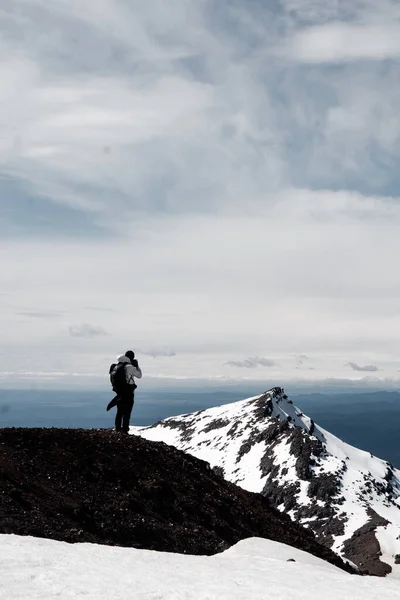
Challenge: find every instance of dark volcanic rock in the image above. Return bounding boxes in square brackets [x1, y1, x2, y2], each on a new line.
[0, 427, 353, 573]
[342, 509, 391, 577]
[202, 418, 230, 434]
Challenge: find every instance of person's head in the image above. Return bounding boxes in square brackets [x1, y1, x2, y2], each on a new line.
[125, 350, 135, 363]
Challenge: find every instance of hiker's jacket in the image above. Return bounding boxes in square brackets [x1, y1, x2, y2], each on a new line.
[116, 355, 142, 386]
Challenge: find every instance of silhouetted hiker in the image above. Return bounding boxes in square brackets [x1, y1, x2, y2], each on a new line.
[107, 351, 142, 433]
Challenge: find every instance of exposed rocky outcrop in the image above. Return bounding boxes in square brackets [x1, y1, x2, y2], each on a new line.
[342, 509, 390, 577]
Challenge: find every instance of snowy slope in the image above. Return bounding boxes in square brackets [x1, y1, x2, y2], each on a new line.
[2, 534, 400, 600]
[133, 387, 400, 576]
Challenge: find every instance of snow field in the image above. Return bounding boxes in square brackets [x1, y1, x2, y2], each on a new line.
[2, 535, 400, 600]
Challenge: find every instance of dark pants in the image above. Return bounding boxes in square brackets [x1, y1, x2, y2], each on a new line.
[115, 391, 134, 433]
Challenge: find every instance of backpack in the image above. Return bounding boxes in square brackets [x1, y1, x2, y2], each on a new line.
[109, 362, 128, 393]
[109, 362, 138, 393]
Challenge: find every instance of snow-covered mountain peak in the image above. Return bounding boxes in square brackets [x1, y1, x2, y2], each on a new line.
[134, 387, 400, 577]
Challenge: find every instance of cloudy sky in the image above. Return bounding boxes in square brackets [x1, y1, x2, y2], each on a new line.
[1, 0, 400, 388]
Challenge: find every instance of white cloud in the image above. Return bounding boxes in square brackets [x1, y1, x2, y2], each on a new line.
[17, 310, 63, 319]
[347, 362, 379, 373]
[295, 354, 309, 366]
[1, 0, 400, 386]
[226, 357, 276, 369]
[141, 349, 177, 359]
[282, 23, 400, 63]
[2, 191, 400, 383]
[69, 323, 109, 338]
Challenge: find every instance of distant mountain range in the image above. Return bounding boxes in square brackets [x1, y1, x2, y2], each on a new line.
[134, 387, 400, 576]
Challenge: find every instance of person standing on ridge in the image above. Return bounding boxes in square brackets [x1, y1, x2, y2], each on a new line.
[107, 350, 142, 433]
